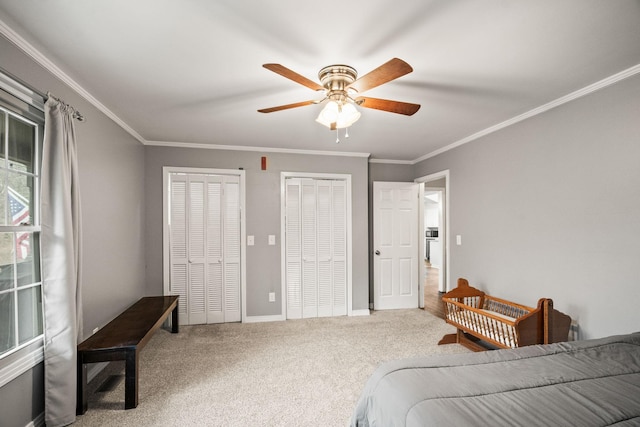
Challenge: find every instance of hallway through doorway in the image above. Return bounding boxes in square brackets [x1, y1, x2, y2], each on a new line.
[423, 260, 444, 319]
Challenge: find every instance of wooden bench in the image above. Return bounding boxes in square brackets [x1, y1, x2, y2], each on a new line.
[76, 295, 179, 414]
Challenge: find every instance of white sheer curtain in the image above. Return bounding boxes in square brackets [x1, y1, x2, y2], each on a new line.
[41, 94, 83, 427]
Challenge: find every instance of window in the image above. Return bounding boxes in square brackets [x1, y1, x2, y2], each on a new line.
[0, 72, 44, 381]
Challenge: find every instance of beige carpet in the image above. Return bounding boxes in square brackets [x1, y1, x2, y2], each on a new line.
[73, 309, 468, 427]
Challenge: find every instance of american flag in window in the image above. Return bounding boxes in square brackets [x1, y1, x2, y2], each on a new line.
[8, 187, 30, 259]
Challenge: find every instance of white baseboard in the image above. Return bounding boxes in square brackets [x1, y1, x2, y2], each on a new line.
[246, 311, 371, 321]
[350, 309, 370, 317]
[25, 412, 44, 427]
[244, 314, 285, 323]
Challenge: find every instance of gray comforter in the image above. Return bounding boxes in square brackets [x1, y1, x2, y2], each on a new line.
[351, 332, 640, 426]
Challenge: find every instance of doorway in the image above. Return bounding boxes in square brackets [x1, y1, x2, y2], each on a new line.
[424, 188, 444, 291]
[415, 170, 450, 316]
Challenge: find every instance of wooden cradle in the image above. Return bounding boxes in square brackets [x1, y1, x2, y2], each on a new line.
[438, 278, 571, 351]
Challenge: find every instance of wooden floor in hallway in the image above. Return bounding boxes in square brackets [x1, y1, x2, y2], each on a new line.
[423, 262, 445, 319]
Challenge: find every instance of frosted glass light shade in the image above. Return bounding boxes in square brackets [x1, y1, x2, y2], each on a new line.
[339, 103, 360, 127]
[316, 101, 361, 129]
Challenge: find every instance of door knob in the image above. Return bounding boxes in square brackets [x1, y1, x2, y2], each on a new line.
[375, 250, 380, 255]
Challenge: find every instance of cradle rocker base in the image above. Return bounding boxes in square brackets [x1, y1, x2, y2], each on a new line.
[438, 330, 487, 352]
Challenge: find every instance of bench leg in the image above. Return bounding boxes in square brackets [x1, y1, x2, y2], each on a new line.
[124, 349, 139, 409]
[76, 355, 88, 415]
[171, 300, 179, 333]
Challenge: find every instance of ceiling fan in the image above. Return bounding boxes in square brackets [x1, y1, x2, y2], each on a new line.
[258, 58, 420, 134]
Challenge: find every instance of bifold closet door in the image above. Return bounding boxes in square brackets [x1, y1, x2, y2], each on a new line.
[169, 174, 240, 325]
[285, 178, 347, 319]
[205, 176, 241, 323]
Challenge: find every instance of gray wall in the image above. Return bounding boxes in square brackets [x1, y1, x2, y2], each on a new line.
[414, 73, 640, 339]
[0, 35, 147, 425]
[144, 147, 370, 315]
[368, 162, 415, 183]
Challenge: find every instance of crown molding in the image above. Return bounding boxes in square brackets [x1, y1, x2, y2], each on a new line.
[412, 63, 640, 165]
[0, 18, 146, 144]
[1, 17, 370, 159]
[144, 140, 371, 158]
[368, 158, 413, 165]
[3, 17, 638, 164]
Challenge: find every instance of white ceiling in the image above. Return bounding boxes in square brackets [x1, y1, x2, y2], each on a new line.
[1, 1, 639, 162]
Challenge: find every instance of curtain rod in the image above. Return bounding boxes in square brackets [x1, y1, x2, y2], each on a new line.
[47, 92, 85, 122]
[0, 66, 85, 122]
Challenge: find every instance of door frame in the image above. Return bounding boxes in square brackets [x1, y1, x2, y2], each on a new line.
[280, 172, 353, 317]
[423, 187, 445, 292]
[415, 170, 451, 293]
[162, 166, 247, 322]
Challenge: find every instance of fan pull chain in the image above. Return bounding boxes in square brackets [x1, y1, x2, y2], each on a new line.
[334, 127, 352, 143]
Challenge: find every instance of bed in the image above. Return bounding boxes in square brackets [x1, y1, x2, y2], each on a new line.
[439, 278, 572, 351]
[351, 332, 640, 426]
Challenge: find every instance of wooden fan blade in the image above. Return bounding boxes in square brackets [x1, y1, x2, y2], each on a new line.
[356, 97, 421, 116]
[258, 100, 316, 113]
[263, 64, 324, 91]
[347, 58, 413, 93]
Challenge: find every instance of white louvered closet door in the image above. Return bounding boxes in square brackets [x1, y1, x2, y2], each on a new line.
[221, 177, 241, 322]
[331, 180, 347, 316]
[316, 180, 332, 317]
[169, 173, 241, 325]
[169, 175, 189, 323]
[188, 176, 207, 325]
[285, 178, 347, 319]
[205, 177, 223, 324]
[301, 180, 318, 318]
[285, 180, 302, 319]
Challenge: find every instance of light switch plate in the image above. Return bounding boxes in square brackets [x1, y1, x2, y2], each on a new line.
[456, 235, 462, 245]
[247, 235, 255, 246]
[268, 235, 276, 245]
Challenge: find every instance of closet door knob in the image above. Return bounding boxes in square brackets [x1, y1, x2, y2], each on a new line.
[375, 250, 380, 255]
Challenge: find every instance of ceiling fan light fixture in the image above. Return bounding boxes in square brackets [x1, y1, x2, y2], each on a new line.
[260, 58, 418, 139]
[315, 101, 361, 129]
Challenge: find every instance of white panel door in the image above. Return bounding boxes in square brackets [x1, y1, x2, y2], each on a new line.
[373, 182, 420, 310]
